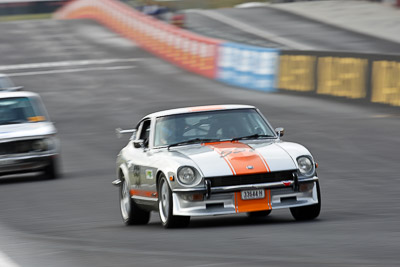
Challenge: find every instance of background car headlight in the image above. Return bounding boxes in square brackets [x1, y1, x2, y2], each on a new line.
[32, 139, 47, 151]
[178, 166, 196, 185]
[31, 137, 56, 152]
[297, 156, 314, 177]
[45, 137, 56, 150]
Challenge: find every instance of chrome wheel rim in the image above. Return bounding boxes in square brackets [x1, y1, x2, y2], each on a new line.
[120, 180, 131, 221]
[159, 179, 169, 223]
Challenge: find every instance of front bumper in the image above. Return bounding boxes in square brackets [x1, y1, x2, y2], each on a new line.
[172, 177, 319, 216]
[0, 153, 57, 176]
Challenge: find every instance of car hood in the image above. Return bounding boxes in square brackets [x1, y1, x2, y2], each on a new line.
[172, 141, 297, 177]
[0, 122, 56, 141]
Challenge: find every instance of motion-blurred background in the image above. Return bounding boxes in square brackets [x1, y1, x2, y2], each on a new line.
[0, 0, 399, 266]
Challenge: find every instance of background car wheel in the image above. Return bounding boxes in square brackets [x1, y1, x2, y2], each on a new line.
[119, 178, 150, 225]
[43, 157, 60, 179]
[158, 175, 190, 228]
[290, 182, 321, 221]
[247, 210, 271, 218]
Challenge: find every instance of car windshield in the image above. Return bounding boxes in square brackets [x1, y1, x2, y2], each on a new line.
[154, 108, 275, 147]
[0, 76, 15, 89]
[0, 97, 47, 125]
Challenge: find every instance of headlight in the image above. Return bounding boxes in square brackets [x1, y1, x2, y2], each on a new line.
[45, 137, 56, 150]
[31, 137, 56, 152]
[297, 156, 314, 177]
[32, 139, 47, 151]
[177, 166, 197, 185]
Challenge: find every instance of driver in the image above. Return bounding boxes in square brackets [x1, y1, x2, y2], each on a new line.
[155, 118, 174, 146]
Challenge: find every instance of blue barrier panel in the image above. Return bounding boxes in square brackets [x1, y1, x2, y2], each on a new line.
[217, 42, 280, 92]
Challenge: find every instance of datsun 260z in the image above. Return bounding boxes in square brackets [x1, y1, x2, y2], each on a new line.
[113, 105, 321, 228]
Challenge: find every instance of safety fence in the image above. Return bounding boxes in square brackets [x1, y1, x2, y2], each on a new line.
[55, 0, 399, 107]
[278, 51, 400, 107]
[54, 0, 279, 92]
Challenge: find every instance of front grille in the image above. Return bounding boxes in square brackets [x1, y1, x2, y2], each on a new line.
[0, 140, 38, 155]
[205, 170, 296, 188]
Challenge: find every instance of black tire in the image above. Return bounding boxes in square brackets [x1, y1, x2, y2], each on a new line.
[290, 181, 321, 221]
[43, 157, 60, 179]
[119, 178, 150, 225]
[158, 175, 190, 228]
[247, 210, 271, 218]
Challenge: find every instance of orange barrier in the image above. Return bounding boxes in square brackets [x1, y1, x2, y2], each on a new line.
[54, 0, 221, 79]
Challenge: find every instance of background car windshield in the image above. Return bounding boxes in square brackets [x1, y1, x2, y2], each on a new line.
[154, 109, 275, 147]
[0, 97, 47, 125]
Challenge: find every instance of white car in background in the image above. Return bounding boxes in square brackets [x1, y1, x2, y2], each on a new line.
[114, 105, 321, 228]
[0, 90, 60, 179]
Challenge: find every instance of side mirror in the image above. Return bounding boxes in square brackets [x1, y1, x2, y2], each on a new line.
[133, 139, 144, 149]
[115, 128, 136, 139]
[275, 127, 284, 137]
[13, 86, 24, 91]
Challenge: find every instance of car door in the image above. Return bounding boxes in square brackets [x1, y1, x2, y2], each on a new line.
[130, 119, 158, 204]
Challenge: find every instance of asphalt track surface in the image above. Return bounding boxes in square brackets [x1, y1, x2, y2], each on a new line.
[185, 7, 400, 53]
[0, 19, 400, 267]
[185, 12, 287, 49]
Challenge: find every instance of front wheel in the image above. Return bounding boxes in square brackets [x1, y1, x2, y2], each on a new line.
[290, 182, 321, 221]
[119, 178, 150, 225]
[43, 157, 60, 179]
[158, 175, 190, 228]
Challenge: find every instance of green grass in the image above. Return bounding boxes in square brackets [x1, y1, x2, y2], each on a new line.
[0, 13, 51, 22]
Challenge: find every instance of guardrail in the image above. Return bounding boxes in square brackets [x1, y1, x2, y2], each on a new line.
[218, 43, 279, 92]
[55, 0, 400, 107]
[55, 0, 221, 79]
[279, 51, 400, 107]
[54, 0, 279, 92]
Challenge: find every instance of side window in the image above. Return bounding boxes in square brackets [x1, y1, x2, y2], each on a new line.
[139, 120, 151, 148]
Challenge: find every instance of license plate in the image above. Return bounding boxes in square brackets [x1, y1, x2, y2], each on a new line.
[241, 189, 265, 200]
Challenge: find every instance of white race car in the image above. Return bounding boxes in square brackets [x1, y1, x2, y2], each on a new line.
[0, 90, 60, 179]
[113, 105, 320, 228]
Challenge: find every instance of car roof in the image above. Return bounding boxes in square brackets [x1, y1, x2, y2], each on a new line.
[146, 104, 256, 118]
[0, 91, 39, 99]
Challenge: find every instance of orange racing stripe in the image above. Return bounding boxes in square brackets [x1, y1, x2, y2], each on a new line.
[187, 105, 224, 112]
[204, 141, 270, 175]
[130, 189, 158, 199]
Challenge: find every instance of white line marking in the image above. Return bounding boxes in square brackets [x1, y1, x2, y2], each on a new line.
[7, 66, 136, 77]
[0, 250, 19, 267]
[0, 58, 145, 71]
[186, 9, 314, 50]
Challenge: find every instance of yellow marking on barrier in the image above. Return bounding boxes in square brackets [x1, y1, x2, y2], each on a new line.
[278, 55, 316, 92]
[371, 61, 400, 107]
[317, 57, 367, 99]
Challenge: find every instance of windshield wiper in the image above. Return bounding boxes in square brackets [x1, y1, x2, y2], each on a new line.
[167, 138, 220, 150]
[231, 134, 275, 142]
